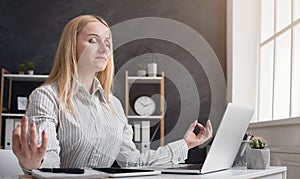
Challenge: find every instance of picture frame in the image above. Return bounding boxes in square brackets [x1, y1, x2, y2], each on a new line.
[17, 96, 27, 110]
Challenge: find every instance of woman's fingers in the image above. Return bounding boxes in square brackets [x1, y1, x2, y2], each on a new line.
[12, 124, 21, 155]
[39, 130, 48, 154]
[184, 119, 214, 149]
[206, 120, 213, 136]
[11, 116, 48, 170]
[29, 122, 38, 151]
[20, 116, 29, 150]
[188, 120, 197, 132]
[196, 123, 205, 139]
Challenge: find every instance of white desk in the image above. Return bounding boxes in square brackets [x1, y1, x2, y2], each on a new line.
[127, 166, 287, 179]
[18, 166, 286, 179]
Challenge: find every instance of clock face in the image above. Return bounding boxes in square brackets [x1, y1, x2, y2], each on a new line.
[134, 96, 156, 116]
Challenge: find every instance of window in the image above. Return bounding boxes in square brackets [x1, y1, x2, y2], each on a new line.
[257, 0, 300, 121]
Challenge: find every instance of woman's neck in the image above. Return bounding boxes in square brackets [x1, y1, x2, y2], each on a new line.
[77, 71, 96, 94]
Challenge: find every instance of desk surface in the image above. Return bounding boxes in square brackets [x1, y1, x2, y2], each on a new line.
[126, 166, 287, 179]
[18, 166, 286, 179]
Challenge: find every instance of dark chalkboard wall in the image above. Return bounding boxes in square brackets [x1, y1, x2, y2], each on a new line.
[0, 0, 226, 163]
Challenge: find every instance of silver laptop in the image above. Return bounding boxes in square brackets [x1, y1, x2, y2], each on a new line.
[0, 149, 24, 177]
[157, 103, 254, 174]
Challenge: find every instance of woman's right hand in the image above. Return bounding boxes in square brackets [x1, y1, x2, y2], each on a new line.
[12, 116, 48, 170]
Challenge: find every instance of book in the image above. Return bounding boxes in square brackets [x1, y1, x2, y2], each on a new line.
[31, 168, 108, 179]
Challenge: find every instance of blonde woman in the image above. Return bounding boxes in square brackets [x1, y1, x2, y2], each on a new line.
[12, 15, 213, 171]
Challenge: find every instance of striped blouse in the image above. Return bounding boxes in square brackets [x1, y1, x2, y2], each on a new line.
[26, 78, 188, 168]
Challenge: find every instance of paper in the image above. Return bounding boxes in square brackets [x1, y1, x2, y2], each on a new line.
[31, 168, 108, 179]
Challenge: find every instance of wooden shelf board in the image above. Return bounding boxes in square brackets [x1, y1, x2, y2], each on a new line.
[127, 115, 162, 120]
[1, 113, 25, 117]
[128, 76, 162, 84]
[4, 74, 48, 82]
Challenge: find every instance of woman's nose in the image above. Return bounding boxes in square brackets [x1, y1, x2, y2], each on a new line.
[97, 40, 107, 53]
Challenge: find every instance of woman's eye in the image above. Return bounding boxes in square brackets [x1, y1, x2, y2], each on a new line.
[88, 37, 97, 44]
[104, 39, 110, 48]
[104, 40, 110, 47]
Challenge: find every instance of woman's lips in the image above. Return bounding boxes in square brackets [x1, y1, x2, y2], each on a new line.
[95, 56, 107, 61]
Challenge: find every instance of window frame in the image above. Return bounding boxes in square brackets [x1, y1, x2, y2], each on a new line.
[257, 0, 300, 121]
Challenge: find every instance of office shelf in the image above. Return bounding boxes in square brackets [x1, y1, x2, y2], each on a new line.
[127, 115, 162, 120]
[0, 68, 48, 149]
[125, 71, 165, 149]
[3, 74, 48, 82]
[1, 113, 24, 117]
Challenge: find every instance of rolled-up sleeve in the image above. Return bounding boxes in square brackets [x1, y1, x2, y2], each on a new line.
[110, 96, 188, 167]
[26, 86, 61, 168]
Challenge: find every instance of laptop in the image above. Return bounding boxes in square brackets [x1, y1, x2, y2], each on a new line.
[0, 149, 24, 177]
[155, 103, 254, 174]
[32, 167, 161, 178]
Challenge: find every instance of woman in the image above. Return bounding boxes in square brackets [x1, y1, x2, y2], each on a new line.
[12, 15, 212, 171]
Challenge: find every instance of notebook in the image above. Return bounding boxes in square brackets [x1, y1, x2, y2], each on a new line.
[32, 168, 160, 178]
[152, 103, 254, 174]
[32, 168, 108, 179]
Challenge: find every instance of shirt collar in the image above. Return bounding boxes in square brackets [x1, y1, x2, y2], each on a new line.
[93, 77, 105, 96]
[75, 78, 105, 98]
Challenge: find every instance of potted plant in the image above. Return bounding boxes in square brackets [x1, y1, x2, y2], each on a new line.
[147, 56, 157, 77]
[137, 64, 146, 77]
[27, 61, 35, 75]
[246, 136, 270, 169]
[18, 63, 26, 75]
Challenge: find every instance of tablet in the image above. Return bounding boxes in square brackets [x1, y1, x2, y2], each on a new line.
[92, 167, 161, 178]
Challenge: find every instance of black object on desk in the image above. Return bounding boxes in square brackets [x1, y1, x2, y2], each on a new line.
[38, 168, 84, 174]
[92, 167, 161, 177]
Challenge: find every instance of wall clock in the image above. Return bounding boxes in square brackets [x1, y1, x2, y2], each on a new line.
[134, 96, 156, 116]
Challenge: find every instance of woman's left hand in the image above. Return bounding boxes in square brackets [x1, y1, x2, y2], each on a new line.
[183, 120, 213, 149]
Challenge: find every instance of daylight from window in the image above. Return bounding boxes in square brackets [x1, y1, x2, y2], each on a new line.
[258, 0, 300, 121]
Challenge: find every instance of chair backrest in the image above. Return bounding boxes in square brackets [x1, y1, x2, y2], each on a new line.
[0, 149, 24, 177]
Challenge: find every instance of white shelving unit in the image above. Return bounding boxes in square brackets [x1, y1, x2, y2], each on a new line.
[3, 74, 48, 82]
[127, 115, 162, 120]
[127, 76, 163, 84]
[1, 113, 24, 117]
[125, 71, 165, 148]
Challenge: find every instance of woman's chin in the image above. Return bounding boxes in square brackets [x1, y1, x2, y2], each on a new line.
[95, 66, 107, 73]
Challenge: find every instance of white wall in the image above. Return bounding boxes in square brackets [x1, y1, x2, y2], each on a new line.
[226, 0, 259, 114]
[227, 1, 300, 178]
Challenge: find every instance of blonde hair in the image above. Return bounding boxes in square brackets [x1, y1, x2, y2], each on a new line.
[45, 15, 114, 111]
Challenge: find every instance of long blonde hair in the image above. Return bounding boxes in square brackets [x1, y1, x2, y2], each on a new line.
[45, 15, 114, 111]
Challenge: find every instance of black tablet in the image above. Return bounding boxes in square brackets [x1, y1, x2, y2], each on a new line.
[92, 167, 161, 178]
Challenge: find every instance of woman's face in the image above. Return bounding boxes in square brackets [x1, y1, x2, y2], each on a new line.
[76, 21, 111, 73]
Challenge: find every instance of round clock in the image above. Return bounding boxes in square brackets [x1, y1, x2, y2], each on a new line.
[134, 96, 156, 116]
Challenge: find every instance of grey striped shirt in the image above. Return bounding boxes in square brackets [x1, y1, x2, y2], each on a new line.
[26, 78, 188, 168]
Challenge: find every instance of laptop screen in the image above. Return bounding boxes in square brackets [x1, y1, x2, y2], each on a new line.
[201, 103, 254, 174]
